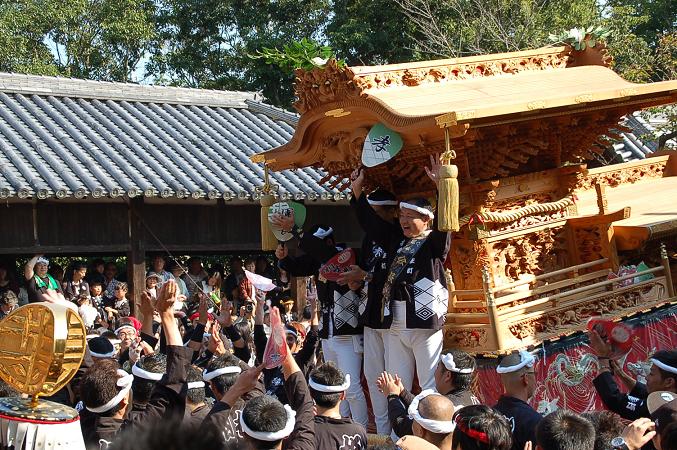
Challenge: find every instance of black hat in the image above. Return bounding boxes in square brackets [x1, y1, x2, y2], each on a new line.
[88, 336, 116, 359]
[367, 189, 398, 206]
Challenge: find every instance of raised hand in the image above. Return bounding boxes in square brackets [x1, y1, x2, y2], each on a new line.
[207, 323, 226, 356]
[424, 153, 442, 188]
[621, 418, 656, 450]
[588, 329, 611, 358]
[376, 371, 404, 397]
[156, 280, 178, 316]
[140, 291, 154, 320]
[270, 213, 295, 233]
[197, 295, 209, 326]
[218, 300, 234, 327]
[222, 363, 265, 406]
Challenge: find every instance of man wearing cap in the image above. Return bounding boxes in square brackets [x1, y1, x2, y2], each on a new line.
[621, 390, 677, 450]
[590, 328, 677, 420]
[129, 353, 166, 419]
[225, 349, 315, 450]
[402, 390, 456, 450]
[310, 362, 367, 450]
[348, 159, 450, 394]
[274, 224, 368, 427]
[494, 350, 542, 450]
[379, 349, 480, 438]
[341, 181, 399, 435]
[199, 354, 265, 444]
[183, 365, 210, 429]
[23, 254, 67, 304]
[79, 280, 192, 448]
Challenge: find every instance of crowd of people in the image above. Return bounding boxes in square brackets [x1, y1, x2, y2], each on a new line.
[0, 157, 675, 450]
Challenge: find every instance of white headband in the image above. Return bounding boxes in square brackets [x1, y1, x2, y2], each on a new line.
[240, 404, 296, 441]
[368, 198, 398, 206]
[652, 358, 677, 374]
[400, 202, 434, 219]
[36, 257, 49, 266]
[132, 363, 164, 381]
[89, 348, 116, 359]
[188, 381, 205, 389]
[309, 374, 351, 393]
[408, 389, 456, 434]
[203, 366, 242, 381]
[496, 350, 535, 374]
[86, 369, 133, 413]
[313, 227, 333, 239]
[114, 325, 136, 336]
[441, 354, 474, 374]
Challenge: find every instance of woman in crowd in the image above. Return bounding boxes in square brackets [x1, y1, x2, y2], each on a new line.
[63, 260, 89, 302]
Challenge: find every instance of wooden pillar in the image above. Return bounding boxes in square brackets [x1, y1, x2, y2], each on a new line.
[127, 198, 146, 319]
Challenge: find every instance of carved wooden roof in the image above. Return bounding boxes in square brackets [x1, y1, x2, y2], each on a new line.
[256, 45, 677, 197]
[576, 155, 677, 250]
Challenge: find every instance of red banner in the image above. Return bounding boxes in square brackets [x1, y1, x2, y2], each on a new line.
[474, 306, 677, 414]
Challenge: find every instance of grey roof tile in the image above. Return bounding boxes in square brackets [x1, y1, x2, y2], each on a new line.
[0, 73, 344, 202]
[611, 112, 671, 162]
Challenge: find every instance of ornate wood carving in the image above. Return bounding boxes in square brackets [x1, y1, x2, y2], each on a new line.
[293, 60, 362, 114]
[445, 328, 489, 349]
[451, 240, 490, 290]
[576, 160, 667, 190]
[353, 51, 572, 92]
[507, 279, 668, 340]
[491, 226, 568, 288]
[572, 226, 605, 263]
[318, 128, 369, 174]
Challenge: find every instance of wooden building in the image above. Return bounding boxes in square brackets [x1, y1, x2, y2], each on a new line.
[255, 41, 677, 354]
[0, 73, 362, 304]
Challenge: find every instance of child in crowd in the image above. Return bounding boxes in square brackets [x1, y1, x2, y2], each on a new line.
[104, 282, 130, 329]
[145, 272, 161, 299]
[77, 294, 100, 331]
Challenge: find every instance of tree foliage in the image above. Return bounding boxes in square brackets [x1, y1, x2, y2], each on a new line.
[148, 0, 329, 107]
[0, 0, 674, 114]
[0, 0, 155, 81]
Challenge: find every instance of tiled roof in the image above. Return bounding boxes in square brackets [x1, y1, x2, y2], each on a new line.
[613, 112, 673, 162]
[0, 73, 344, 202]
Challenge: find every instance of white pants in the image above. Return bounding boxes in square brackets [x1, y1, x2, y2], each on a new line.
[322, 336, 369, 427]
[364, 327, 391, 435]
[386, 301, 443, 391]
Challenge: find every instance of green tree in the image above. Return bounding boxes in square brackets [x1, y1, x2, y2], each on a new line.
[49, 0, 157, 81]
[0, 1, 60, 75]
[395, 0, 601, 57]
[327, 0, 419, 65]
[149, 0, 329, 107]
[0, 0, 156, 82]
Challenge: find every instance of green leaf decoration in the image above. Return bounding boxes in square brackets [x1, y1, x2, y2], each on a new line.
[250, 38, 346, 73]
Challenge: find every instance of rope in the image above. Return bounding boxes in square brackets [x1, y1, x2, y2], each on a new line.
[459, 195, 575, 226]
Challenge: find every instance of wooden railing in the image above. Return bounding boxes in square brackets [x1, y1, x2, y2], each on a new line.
[446, 244, 675, 352]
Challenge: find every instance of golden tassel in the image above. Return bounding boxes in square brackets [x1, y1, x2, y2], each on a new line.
[260, 165, 278, 251]
[438, 127, 460, 232]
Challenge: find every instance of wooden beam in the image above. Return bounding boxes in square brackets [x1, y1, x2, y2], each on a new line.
[0, 245, 129, 255]
[127, 198, 146, 319]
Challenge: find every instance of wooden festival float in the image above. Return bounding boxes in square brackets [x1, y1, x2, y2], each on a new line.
[252, 40, 677, 408]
